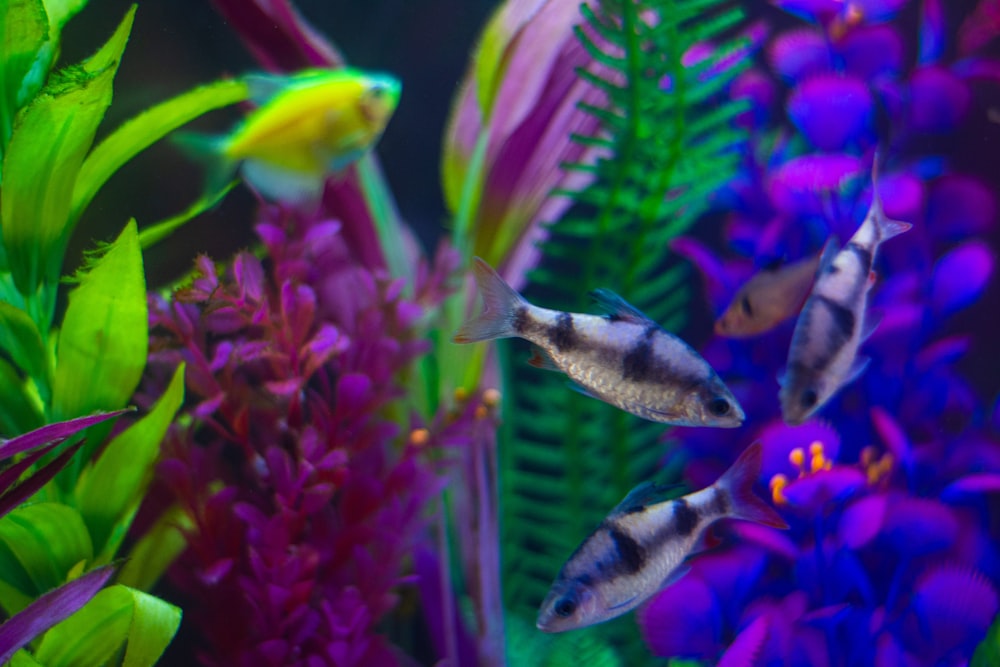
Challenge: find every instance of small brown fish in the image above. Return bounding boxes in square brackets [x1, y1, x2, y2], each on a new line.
[536, 442, 787, 632]
[453, 258, 744, 427]
[715, 252, 823, 338]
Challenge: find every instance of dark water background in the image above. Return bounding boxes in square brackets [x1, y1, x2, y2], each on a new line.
[64, 0, 1000, 411]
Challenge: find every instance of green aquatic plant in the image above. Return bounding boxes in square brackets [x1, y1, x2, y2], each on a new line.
[0, 0, 257, 663]
[494, 0, 751, 660]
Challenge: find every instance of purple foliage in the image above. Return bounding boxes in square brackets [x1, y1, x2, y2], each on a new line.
[0, 565, 115, 664]
[140, 204, 472, 665]
[640, 1, 1000, 664]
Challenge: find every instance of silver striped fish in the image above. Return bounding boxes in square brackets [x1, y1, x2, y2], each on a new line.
[536, 442, 787, 632]
[453, 258, 744, 427]
[779, 165, 911, 425]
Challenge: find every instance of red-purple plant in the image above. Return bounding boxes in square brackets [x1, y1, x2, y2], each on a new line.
[141, 203, 462, 665]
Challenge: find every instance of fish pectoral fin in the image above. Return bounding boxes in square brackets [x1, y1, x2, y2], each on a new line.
[661, 564, 691, 589]
[567, 381, 604, 402]
[589, 288, 653, 325]
[245, 72, 293, 105]
[845, 356, 871, 385]
[527, 347, 560, 371]
[861, 311, 882, 341]
[607, 594, 639, 612]
[610, 480, 684, 516]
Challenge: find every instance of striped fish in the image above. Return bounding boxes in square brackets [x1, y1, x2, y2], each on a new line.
[779, 165, 911, 425]
[536, 442, 787, 632]
[453, 258, 744, 427]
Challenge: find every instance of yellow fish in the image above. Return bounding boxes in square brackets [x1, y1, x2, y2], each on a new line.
[181, 68, 400, 204]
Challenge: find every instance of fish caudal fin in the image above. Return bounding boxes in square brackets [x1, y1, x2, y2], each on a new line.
[172, 131, 237, 195]
[453, 258, 526, 343]
[870, 155, 912, 242]
[715, 442, 788, 529]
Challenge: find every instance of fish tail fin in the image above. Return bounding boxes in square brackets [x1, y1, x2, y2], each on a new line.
[870, 156, 912, 241]
[874, 204, 912, 241]
[172, 131, 238, 197]
[716, 442, 788, 529]
[453, 258, 526, 343]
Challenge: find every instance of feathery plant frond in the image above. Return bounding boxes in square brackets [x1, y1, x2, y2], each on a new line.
[499, 0, 750, 659]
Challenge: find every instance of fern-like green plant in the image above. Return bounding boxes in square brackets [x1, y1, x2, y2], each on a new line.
[499, 0, 751, 661]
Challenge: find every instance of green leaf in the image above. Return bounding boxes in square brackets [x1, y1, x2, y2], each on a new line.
[0, 503, 93, 597]
[0, 357, 44, 437]
[497, 1, 747, 663]
[76, 364, 184, 559]
[52, 219, 147, 421]
[0, 0, 49, 154]
[973, 613, 1000, 667]
[0, 301, 50, 399]
[34, 584, 180, 667]
[1, 6, 134, 294]
[9, 650, 45, 666]
[15, 0, 91, 114]
[117, 504, 191, 592]
[137, 182, 236, 249]
[72, 77, 249, 224]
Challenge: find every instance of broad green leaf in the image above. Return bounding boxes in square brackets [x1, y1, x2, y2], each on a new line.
[0, 301, 49, 398]
[0, 542, 35, 610]
[0, 503, 93, 597]
[1, 6, 133, 294]
[34, 584, 181, 667]
[0, 0, 48, 153]
[9, 650, 44, 666]
[77, 364, 184, 559]
[0, 357, 44, 437]
[52, 219, 147, 421]
[118, 504, 191, 592]
[973, 613, 1000, 667]
[73, 77, 249, 224]
[41, 0, 88, 34]
[15, 0, 91, 116]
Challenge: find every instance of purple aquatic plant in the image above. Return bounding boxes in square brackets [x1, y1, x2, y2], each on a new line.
[141, 207, 467, 665]
[641, 0, 1000, 663]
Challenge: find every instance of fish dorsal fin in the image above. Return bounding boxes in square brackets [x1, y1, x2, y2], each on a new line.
[245, 69, 337, 105]
[589, 288, 652, 324]
[816, 237, 840, 277]
[845, 356, 870, 386]
[610, 481, 683, 516]
[245, 72, 294, 105]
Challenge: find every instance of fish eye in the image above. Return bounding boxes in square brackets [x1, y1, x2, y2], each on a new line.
[554, 596, 577, 618]
[368, 83, 387, 98]
[708, 397, 731, 416]
[800, 388, 818, 408]
[740, 295, 753, 317]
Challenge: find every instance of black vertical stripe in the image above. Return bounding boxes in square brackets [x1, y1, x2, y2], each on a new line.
[621, 324, 659, 382]
[816, 295, 856, 341]
[512, 306, 529, 334]
[672, 498, 698, 536]
[711, 488, 729, 516]
[609, 526, 646, 574]
[846, 242, 873, 273]
[548, 312, 576, 351]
